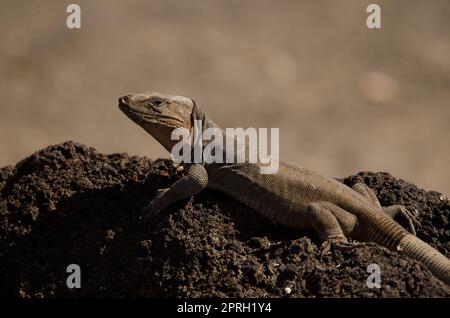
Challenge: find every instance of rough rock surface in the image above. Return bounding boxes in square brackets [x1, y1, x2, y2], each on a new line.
[0, 141, 449, 297]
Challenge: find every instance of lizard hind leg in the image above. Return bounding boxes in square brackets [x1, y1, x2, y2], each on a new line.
[351, 182, 418, 235]
[383, 205, 419, 235]
[306, 201, 357, 242]
[351, 183, 382, 208]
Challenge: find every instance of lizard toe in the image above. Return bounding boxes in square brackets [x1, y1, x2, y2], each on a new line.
[383, 205, 420, 236]
[320, 234, 349, 257]
[329, 237, 362, 251]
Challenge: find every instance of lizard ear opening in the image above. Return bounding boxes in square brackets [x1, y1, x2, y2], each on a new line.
[190, 99, 207, 150]
[190, 98, 206, 126]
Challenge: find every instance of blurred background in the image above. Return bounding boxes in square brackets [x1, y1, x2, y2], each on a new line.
[0, 0, 449, 195]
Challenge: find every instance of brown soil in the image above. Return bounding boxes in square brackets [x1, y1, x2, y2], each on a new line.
[0, 141, 449, 297]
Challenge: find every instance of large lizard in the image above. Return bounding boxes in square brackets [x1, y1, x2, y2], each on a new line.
[118, 92, 450, 285]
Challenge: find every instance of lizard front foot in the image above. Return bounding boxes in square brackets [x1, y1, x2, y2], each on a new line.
[142, 188, 170, 222]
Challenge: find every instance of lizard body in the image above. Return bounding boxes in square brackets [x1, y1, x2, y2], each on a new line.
[119, 92, 450, 285]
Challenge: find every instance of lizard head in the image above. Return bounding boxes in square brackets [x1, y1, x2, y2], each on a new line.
[118, 92, 202, 151]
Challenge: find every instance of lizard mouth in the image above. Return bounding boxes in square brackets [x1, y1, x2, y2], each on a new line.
[118, 103, 127, 114]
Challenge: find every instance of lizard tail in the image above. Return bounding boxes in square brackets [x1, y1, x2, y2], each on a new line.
[349, 202, 450, 285]
[398, 234, 450, 285]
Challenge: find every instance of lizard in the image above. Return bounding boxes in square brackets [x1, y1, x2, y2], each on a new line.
[118, 91, 450, 285]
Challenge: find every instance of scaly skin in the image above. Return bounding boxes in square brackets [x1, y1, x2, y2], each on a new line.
[118, 92, 450, 285]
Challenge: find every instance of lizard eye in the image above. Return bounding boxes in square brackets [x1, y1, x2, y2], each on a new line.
[149, 99, 164, 107]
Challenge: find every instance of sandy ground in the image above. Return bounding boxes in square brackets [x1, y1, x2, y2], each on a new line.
[0, 1, 449, 195]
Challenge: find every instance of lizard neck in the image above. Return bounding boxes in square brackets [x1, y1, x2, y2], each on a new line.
[189, 104, 255, 165]
[189, 104, 226, 164]
[191, 103, 222, 132]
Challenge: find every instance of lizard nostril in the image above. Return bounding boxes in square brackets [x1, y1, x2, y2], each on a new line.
[119, 95, 131, 106]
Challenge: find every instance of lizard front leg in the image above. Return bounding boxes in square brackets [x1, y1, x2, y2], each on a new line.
[143, 164, 208, 222]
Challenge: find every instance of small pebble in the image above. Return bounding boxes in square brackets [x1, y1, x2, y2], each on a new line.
[105, 229, 115, 240]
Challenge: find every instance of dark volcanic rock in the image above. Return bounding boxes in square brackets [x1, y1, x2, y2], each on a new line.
[0, 141, 449, 297]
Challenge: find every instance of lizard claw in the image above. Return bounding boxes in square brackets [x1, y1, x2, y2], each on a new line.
[320, 235, 354, 258]
[330, 239, 361, 250]
[399, 207, 421, 236]
[142, 188, 170, 222]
